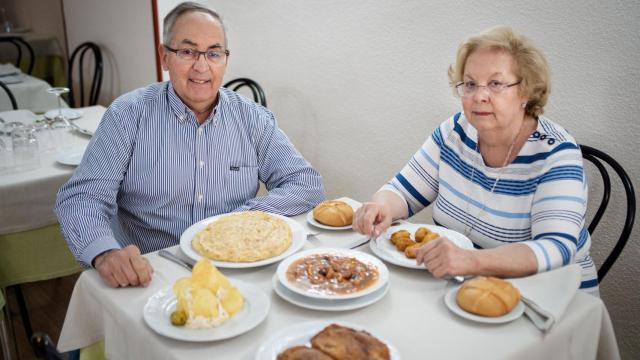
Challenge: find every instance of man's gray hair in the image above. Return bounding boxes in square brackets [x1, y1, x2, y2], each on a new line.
[163, 1, 227, 47]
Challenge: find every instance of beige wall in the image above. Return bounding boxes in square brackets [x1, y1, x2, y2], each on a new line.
[2, 0, 67, 56]
[155, 0, 639, 357]
[63, 0, 156, 105]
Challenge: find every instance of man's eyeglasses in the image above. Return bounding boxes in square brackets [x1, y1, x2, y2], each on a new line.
[164, 45, 230, 65]
[455, 80, 521, 97]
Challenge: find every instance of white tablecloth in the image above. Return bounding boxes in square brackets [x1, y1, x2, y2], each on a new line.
[0, 72, 67, 113]
[58, 210, 620, 360]
[0, 105, 105, 234]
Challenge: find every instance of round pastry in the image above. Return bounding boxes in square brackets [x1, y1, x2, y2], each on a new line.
[313, 200, 353, 227]
[456, 276, 521, 317]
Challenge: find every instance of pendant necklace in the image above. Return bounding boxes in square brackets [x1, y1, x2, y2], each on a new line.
[464, 120, 525, 237]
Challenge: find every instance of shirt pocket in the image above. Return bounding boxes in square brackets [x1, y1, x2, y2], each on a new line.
[225, 161, 259, 204]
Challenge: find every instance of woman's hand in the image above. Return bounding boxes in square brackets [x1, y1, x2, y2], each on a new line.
[414, 237, 477, 278]
[352, 201, 393, 237]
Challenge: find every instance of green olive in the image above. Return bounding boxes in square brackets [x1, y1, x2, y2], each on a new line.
[170, 310, 187, 326]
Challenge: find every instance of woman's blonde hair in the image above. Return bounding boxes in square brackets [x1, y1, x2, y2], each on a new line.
[448, 26, 551, 118]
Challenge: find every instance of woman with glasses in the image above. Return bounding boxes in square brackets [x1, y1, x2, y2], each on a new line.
[353, 26, 597, 295]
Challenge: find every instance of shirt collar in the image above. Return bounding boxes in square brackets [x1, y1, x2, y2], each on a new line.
[166, 81, 228, 124]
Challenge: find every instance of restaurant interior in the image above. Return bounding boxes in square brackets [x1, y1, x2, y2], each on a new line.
[0, 0, 638, 359]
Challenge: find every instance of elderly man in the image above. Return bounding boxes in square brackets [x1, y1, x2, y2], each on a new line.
[55, 2, 325, 288]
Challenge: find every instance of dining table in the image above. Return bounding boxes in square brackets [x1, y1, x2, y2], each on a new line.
[56, 198, 620, 360]
[0, 105, 105, 295]
[0, 65, 67, 113]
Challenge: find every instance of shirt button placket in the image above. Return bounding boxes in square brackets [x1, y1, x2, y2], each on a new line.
[194, 126, 206, 219]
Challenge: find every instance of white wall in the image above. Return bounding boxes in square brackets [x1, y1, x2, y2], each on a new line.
[63, 0, 157, 105]
[154, 0, 640, 357]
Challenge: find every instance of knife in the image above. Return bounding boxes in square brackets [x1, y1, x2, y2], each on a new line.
[158, 249, 194, 271]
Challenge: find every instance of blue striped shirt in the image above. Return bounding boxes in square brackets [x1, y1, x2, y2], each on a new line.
[383, 112, 598, 293]
[55, 82, 325, 266]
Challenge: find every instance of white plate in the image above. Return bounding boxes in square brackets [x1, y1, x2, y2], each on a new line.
[444, 286, 524, 324]
[272, 274, 389, 312]
[255, 320, 401, 360]
[276, 247, 389, 300]
[44, 108, 84, 120]
[305, 210, 352, 231]
[179, 212, 307, 268]
[143, 279, 269, 342]
[55, 150, 84, 166]
[370, 223, 474, 269]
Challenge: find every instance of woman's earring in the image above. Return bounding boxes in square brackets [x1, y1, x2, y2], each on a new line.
[521, 102, 527, 109]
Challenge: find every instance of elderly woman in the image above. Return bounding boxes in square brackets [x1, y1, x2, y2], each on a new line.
[353, 26, 598, 295]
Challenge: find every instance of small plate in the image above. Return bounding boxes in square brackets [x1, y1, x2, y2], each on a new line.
[179, 212, 307, 268]
[306, 210, 352, 231]
[271, 274, 389, 312]
[55, 150, 84, 166]
[143, 280, 270, 341]
[444, 286, 524, 324]
[370, 223, 474, 269]
[254, 320, 401, 360]
[44, 108, 83, 120]
[276, 247, 389, 300]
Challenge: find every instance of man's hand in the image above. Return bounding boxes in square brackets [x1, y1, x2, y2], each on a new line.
[93, 245, 154, 288]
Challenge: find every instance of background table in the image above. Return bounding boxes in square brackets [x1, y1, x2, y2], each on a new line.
[0, 32, 67, 87]
[0, 72, 67, 113]
[57, 211, 620, 360]
[0, 105, 105, 358]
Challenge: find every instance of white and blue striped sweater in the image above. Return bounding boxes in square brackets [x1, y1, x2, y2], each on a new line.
[383, 112, 598, 293]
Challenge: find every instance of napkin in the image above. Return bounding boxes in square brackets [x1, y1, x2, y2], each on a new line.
[0, 63, 20, 77]
[0, 109, 38, 125]
[510, 264, 581, 330]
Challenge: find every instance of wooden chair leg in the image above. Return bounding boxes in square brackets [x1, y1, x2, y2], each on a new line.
[1, 312, 14, 360]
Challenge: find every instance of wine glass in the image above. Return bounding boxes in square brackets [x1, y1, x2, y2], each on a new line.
[46, 87, 71, 127]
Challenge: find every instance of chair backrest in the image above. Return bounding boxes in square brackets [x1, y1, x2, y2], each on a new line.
[223, 78, 267, 107]
[580, 144, 636, 282]
[0, 80, 18, 110]
[0, 36, 34, 74]
[67, 42, 103, 108]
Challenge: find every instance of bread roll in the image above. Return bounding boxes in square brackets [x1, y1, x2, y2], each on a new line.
[456, 276, 520, 317]
[313, 200, 353, 227]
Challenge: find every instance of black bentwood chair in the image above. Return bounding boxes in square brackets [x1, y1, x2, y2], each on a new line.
[223, 77, 267, 107]
[31, 332, 65, 360]
[0, 80, 18, 110]
[0, 36, 35, 74]
[67, 42, 103, 107]
[579, 144, 636, 282]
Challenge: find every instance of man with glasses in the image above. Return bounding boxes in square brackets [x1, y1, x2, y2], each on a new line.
[55, 2, 325, 288]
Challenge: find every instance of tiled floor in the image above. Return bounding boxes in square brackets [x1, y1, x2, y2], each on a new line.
[2, 274, 79, 360]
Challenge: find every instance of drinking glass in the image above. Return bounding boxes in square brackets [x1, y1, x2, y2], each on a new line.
[11, 125, 40, 171]
[46, 87, 71, 127]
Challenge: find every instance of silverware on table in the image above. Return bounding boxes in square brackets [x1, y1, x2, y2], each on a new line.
[60, 117, 93, 136]
[158, 249, 194, 271]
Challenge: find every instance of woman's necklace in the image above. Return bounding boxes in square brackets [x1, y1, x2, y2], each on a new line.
[464, 121, 525, 237]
